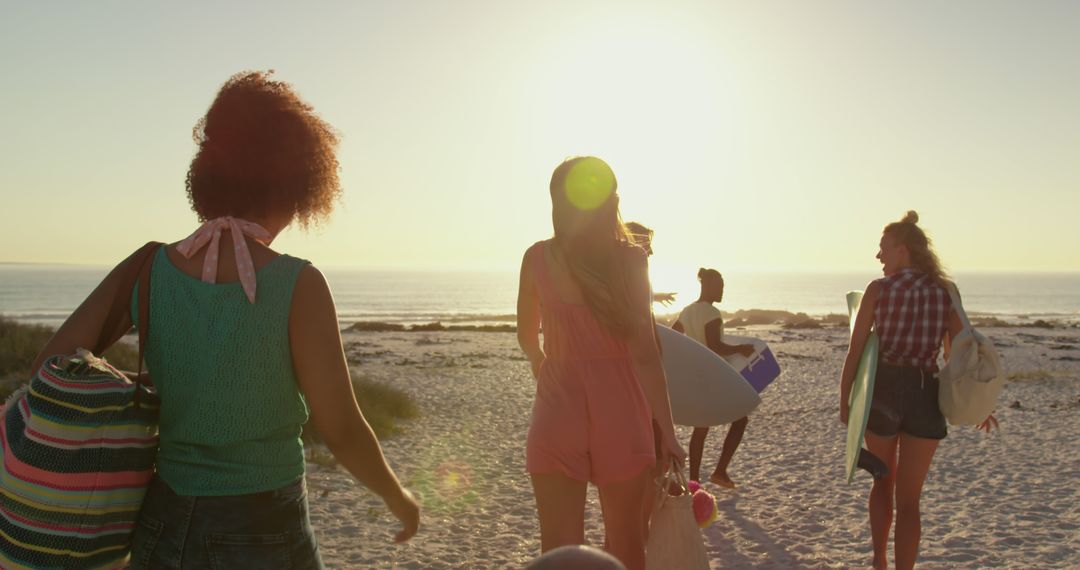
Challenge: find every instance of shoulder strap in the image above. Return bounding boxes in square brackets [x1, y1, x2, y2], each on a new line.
[131, 243, 162, 407]
[944, 281, 972, 333]
[94, 242, 164, 355]
[135, 244, 161, 377]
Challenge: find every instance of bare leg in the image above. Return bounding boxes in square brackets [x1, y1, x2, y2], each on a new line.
[688, 427, 709, 482]
[894, 434, 939, 570]
[611, 420, 663, 550]
[640, 419, 664, 543]
[531, 472, 587, 553]
[865, 431, 900, 570]
[640, 474, 655, 543]
[599, 477, 656, 552]
[598, 468, 652, 570]
[709, 416, 748, 488]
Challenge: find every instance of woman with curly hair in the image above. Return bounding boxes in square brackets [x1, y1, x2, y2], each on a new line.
[31, 71, 419, 569]
[840, 211, 995, 570]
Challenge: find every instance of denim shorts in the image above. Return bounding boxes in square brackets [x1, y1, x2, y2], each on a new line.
[866, 362, 948, 441]
[129, 476, 324, 570]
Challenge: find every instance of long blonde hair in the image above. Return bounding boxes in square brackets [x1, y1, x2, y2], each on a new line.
[883, 210, 949, 286]
[549, 157, 636, 337]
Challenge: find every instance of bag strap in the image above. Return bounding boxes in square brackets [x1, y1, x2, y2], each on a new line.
[653, 459, 689, 511]
[133, 243, 163, 407]
[943, 281, 972, 334]
[93, 242, 164, 355]
[136, 245, 158, 372]
[91, 241, 162, 407]
[669, 460, 689, 492]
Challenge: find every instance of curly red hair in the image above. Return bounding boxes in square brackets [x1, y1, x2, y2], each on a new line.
[186, 70, 341, 228]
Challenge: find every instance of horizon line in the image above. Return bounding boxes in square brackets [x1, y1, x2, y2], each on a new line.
[1, 261, 1079, 275]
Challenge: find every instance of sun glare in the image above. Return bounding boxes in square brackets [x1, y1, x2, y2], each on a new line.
[648, 259, 702, 303]
[565, 157, 616, 210]
[524, 12, 740, 251]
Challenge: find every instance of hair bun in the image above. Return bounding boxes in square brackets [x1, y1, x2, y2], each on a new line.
[697, 268, 707, 279]
[902, 210, 919, 224]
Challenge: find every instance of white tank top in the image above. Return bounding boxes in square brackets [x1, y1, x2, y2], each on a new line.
[676, 302, 723, 346]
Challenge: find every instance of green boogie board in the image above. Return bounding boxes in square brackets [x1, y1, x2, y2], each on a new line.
[845, 291, 879, 483]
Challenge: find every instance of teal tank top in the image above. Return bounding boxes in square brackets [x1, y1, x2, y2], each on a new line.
[132, 247, 310, 496]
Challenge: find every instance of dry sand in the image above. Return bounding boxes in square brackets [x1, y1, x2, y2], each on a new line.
[306, 325, 1080, 569]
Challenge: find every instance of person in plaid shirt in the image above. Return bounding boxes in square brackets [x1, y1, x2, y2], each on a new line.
[839, 211, 997, 570]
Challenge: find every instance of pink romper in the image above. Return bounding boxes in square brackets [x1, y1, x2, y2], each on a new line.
[525, 242, 656, 485]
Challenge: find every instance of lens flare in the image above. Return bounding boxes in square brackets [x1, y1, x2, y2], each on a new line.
[434, 461, 472, 497]
[564, 157, 616, 211]
[411, 433, 480, 513]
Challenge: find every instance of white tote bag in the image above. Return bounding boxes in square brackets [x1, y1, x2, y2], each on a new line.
[938, 283, 1005, 425]
[645, 463, 710, 570]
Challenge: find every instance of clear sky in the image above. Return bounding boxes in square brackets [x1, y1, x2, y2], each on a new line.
[2, 1, 1077, 279]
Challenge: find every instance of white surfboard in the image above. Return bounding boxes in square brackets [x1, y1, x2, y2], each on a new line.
[656, 325, 761, 427]
[722, 334, 782, 393]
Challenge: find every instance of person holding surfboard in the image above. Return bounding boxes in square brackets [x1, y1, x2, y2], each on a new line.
[840, 211, 997, 570]
[516, 156, 686, 570]
[672, 268, 755, 488]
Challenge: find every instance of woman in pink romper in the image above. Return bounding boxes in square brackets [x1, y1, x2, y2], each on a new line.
[517, 156, 685, 570]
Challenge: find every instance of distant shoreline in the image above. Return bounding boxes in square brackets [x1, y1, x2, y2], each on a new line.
[5, 268, 1078, 329]
[3, 262, 1079, 275]
[6, 306, 1078, 332]
[340, 307, 1080, 333]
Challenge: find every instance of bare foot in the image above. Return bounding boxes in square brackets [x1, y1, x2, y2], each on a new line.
[872, 555, 887, 570]
[709, 471, 736, 489]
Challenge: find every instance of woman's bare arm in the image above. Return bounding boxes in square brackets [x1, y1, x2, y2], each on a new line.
[31, 249, 147, 373]
[703, 320, 753, 357]
[839, 281, 881, 424]
[289, 265, 419, 542]
[516, 248, 544, 380]
[622, 248, 686, 464]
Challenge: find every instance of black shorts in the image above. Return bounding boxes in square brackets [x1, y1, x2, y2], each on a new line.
[866, 362, 948, 440]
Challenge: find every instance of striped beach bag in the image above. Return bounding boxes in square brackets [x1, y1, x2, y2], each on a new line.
[0, 243, 161, 569]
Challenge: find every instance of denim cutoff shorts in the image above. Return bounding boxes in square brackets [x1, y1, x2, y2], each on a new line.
[866, 362, 948, 441]
[129, 475, 324, 569]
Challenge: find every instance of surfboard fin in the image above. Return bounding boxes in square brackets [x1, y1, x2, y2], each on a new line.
[857, 449, 890, 480]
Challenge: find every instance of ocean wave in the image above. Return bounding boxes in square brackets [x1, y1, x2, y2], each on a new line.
[336, 308, 1080, 329]
[6, 307, 1078, 330]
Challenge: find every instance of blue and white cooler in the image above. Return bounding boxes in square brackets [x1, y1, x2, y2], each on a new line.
[722, 335, 782, 393]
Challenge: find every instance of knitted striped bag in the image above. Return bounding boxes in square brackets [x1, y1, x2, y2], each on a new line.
[0, 354, 159, 569]
[0, 242, 161, 570]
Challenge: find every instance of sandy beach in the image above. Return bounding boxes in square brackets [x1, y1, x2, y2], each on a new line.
[306, 324, 1080, 569]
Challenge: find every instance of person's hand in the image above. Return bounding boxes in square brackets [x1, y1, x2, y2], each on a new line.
[660, 430, 687, 467]
[736, 344, 755, 358]
[529, 354, 544, 381]
[976, 413, 999, 433]
[839, 400, 850, 426]
[386, 487, 420, 543]
[653, 292, 677, 307]
[123, 371, 151, 386]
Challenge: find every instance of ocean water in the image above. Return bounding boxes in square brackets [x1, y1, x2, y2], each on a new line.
[1, 264, 1077, 328]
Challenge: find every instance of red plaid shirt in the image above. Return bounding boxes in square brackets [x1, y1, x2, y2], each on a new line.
[874, 269, 953, 372]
